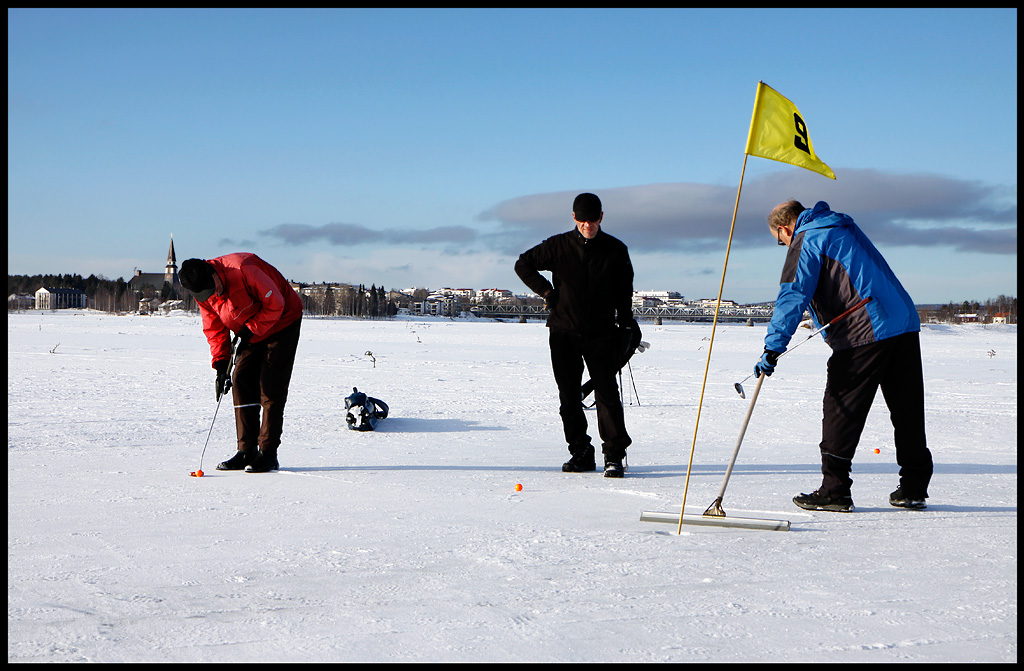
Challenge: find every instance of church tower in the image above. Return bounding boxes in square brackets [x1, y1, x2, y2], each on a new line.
[164, 235, 178, 287]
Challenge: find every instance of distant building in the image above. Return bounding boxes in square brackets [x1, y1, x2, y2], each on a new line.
[635, 290, 684, 302]
[298, 283, 353, 300]
[128, 236, 181, 299]
[694, 298, 738, 308]
[8, 293, 35, 310]
[477, 288, 514, 303]
[428, 287, 475, 303]
[419, 294, 458, 317]
[915, 304, 944, 324]
[35, 287, 87, 310]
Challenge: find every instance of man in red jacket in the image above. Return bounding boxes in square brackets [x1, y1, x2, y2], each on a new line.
[180, 254, 303, 473]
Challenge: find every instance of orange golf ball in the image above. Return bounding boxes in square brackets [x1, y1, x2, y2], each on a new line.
[873, 449, 880, 454]
[515, 483, 523, 492]
[196, 469, 204, 477]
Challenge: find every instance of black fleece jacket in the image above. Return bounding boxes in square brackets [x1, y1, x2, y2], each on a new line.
[514, 228, 634, 336]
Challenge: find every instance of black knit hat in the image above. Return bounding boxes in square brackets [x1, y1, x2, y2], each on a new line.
[179, 259, 216, 301]
[573, 193, 602, 223]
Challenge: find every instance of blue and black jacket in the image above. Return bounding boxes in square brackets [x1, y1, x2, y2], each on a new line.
[765, 201, 920, 354]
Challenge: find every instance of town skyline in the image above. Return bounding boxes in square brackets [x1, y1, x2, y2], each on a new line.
[10, 269, 1016, 320]
[8, 235, 1015, 312]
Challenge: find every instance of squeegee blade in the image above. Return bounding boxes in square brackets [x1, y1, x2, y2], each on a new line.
[640, 511, 790, 532]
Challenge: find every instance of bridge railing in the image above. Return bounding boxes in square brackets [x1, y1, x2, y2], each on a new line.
[468, 304, 775, 322]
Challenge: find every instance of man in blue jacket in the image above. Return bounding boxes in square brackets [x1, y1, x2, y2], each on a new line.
[755, 200, 933, 512]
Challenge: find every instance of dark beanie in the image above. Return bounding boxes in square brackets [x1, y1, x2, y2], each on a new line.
[573, 193, 602, 223]
[179, 259, 215, 292]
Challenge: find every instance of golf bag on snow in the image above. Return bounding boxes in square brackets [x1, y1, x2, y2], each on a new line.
[345, 387, 389, 431]
[581, 318, 648, 405]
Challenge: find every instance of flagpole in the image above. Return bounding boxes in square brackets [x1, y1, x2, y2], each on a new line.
[677, 152, 750, 535]
[671, 81, 834, 534]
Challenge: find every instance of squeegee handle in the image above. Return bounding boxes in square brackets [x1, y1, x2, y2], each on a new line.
[715, 372, 765, 501]
[783, 296, 872, 357]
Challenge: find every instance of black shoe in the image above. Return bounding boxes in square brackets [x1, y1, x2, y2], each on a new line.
[216, 450, 255, 471]
[889, 487, 927, 509]
[793, 489, 855, 512]
[245, 451, 279, 473]
[562, 447, 596, 473]
[603, 459, 624, 478]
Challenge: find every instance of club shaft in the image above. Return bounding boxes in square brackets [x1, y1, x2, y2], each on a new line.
[737, 297, 873, 388]
[197, 333, 241, 470]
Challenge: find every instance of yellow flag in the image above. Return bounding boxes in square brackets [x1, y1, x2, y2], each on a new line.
[745, 81, 835, 179]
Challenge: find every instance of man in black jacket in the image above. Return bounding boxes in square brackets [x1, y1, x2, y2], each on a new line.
[514, 193, 635, 477]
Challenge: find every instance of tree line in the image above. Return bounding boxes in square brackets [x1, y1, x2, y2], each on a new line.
[927, 296, 1017, 322]
[296, 283, 397, 318]
[8, 273, 398, 318]
[8, 273, 137, 312]
[8, 274, 1016, 323]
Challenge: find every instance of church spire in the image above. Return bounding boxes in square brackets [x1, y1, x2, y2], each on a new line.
[165, 235, 178, 286]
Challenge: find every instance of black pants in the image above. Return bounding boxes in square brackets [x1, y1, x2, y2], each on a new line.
[819, 331, 932, 497]
[232, 318, 301, 454]
[549, 328, 631, 460]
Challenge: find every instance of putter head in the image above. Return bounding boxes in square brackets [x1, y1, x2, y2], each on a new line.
[734, 382, 745, 399]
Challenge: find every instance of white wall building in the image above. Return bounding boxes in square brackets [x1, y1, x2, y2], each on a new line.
[35, 287, 87, 310]
[477, 288, 514, 303]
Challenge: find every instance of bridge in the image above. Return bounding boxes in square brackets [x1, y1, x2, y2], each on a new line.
[469, 304, 775, 323]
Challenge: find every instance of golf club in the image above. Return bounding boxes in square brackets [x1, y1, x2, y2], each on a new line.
[735, 296, 872, 398]
[191, 333, 240, 477]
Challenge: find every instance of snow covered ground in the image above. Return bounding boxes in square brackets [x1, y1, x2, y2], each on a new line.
[7, 310, 1017, 663]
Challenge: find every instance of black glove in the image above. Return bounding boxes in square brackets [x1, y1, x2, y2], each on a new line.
[624, 318, 642, 350]
[543, 289, 558, 310]
[214, 358, 232, 400]
[616, 318, 642, 360]
[235, 325, 253, 352]
[754, 349, 781, 378]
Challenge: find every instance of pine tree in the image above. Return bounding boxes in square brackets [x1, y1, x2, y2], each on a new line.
[324, 286, 336, 316]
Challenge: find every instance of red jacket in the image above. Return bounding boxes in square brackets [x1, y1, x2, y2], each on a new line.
[197, 253, 303, 366]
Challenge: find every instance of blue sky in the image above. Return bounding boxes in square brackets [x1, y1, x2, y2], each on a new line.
[8, 8, 1017, 303]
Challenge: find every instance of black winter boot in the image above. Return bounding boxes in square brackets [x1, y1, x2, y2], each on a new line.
[889, 487, 927, 509]
[562, 445, 596, 472]
[245, 450, 279, 473]
[793, 489, 855, 512]
[603, 459, 624, 478]
[216, 449, 256, 471]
